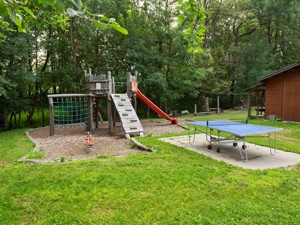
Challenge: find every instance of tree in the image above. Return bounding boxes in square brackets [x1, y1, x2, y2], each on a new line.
[0, 0, 129, 130]
[251, 0, 300, 67]
[0, 0, 128, 41]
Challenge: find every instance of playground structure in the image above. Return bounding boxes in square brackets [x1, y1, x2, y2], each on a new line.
[129, 75, 178, 125]
[48, 70, 178, 138]
[48, 70, 115, 136]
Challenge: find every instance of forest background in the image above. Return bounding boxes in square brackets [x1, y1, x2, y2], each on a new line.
[1, 0, 300, 130]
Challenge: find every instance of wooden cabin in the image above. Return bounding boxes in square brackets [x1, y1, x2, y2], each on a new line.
[247, 61, 300, 122]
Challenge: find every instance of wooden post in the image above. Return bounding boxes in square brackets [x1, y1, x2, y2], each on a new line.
[112, 103, 116, 128]
[107, 71, 114, 130]
[107, 71, 112, 94]
[247, 91, 251, 118]
[95, 98, 99, 128]
[98, 112, 104, 123]
[205, 97, 209, 112]
[194, 104, 197, 116]
[49, 97, 55, 136]
[87, 95, 94, 132]
[112, 76, 116, 127]
[112, 77, 115, 94]
[133, 94, 137, 112]
[108, 99, 113, 134]
[127, 72, 132, 98]
[217, 95, 220, 114]
[133, 71, 138, 112]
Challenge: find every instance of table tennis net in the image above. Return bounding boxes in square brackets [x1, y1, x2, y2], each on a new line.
[205, 120, 248, 126]
[188, 120, 248, 127]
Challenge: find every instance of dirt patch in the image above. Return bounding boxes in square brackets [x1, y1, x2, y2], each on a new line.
[28, 120, 185, 161]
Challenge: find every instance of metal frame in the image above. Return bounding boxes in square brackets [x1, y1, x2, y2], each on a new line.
[188, 121, 282, 161]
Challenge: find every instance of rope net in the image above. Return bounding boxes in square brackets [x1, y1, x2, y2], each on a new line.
[53, 96, 88, 128]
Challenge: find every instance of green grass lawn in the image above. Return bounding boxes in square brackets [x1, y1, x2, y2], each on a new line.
[0, 129, 35, 163]
[0, 111, 300, 224]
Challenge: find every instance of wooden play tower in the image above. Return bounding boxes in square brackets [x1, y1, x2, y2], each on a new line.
[48, 70, 144, 138]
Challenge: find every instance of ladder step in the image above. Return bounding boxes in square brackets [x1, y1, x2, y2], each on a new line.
[110, 93, 143, 137]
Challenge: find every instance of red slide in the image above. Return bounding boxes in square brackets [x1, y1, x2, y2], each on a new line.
[135, 89, 178, 125]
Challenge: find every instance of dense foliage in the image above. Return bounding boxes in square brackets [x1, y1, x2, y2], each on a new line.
[1, 0, 300, 129]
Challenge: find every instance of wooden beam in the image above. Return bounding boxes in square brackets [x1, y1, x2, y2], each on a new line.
[108, 99, 113, 134]
[48, 93, 91, 98]
[95, 98, 99, 129]
[49, 97, 55, 136]
[127, 72, 132, 98]
[87, 96, 94, 132]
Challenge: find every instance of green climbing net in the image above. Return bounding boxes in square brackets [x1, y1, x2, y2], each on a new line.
[53, 96, 88, 127]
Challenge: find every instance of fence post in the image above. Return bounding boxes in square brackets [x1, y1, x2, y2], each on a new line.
[205, 97, 209, 112]
[49, 97, 55, 136]
[217, 95, 220, 114]
[87, 95, 94, 132]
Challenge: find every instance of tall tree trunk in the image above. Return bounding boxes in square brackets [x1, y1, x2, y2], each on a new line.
[70, 17, 76, 65]
[27, 83, 39, 125]
[158, 40, 163, 69]
[27, 27, 51, 125]
[94, 29, 100, 72]
[229, 80, 235, 108]
[0, 105, 9, 130]
[40, 86, 45, 126]
[267, 24, 272, 44]
[18, 112, 21, 127]
[165, 38, 172, 79]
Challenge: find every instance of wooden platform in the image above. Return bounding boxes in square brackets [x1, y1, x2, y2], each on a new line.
[111, 94, 144, 138]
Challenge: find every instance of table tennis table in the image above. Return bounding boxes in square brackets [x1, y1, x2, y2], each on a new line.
[187, 120, 283, 161]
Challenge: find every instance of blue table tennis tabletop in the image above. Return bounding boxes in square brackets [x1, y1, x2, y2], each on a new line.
[188, 120, 283, 137]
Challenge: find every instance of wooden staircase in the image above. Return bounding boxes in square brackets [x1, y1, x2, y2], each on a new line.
[110, 94, 144, 138]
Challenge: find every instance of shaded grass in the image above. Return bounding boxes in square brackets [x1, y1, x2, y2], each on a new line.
[0, 129, 34, 163]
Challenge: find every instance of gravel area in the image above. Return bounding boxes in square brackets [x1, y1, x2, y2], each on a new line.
[28, 120, 185, 161]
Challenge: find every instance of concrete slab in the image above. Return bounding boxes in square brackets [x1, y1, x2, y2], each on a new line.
[160, 134, 300, 170]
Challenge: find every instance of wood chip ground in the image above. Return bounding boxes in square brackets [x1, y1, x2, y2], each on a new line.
[28, 121, 185, 161]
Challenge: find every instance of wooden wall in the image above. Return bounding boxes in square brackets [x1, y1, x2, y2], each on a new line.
[265, 66, 300, 122]
[265, 75, 283, 118]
